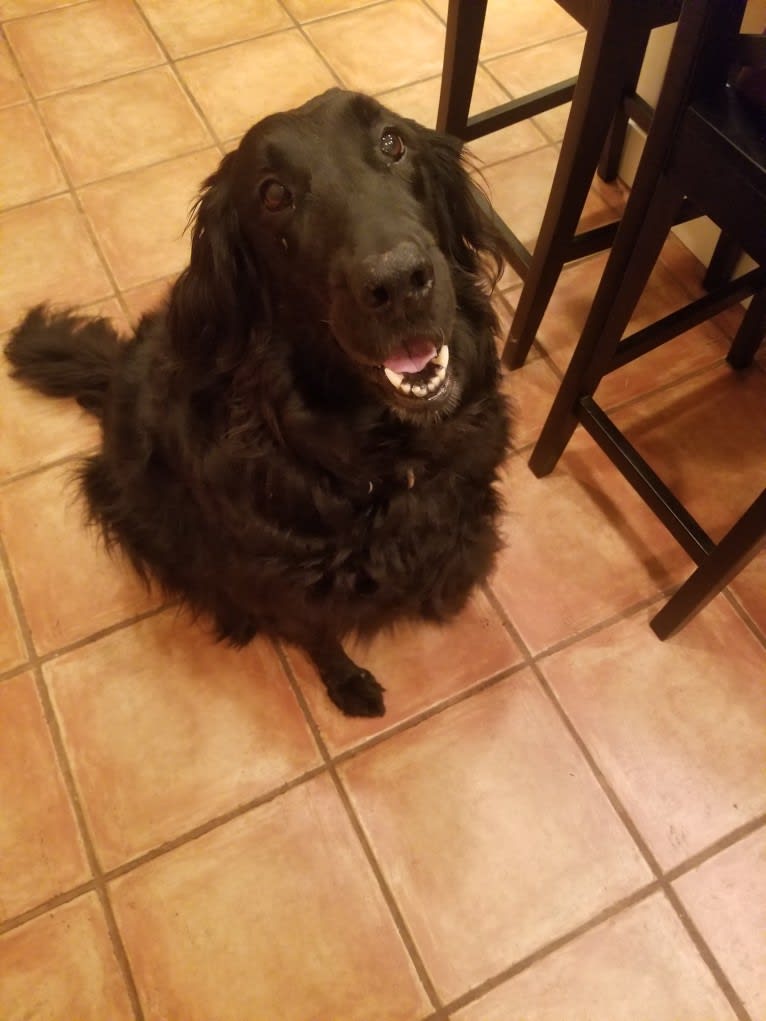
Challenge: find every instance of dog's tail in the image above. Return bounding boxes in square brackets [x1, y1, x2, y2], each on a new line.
[5, 304, 122, 419]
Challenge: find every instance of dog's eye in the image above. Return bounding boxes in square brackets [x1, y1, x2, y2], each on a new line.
[260, 179, 292, 212]
[380, 130, 405, 161]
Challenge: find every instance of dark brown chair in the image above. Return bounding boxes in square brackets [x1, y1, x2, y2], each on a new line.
[436, 0, 683, 368]
[526, 0, 766, 638]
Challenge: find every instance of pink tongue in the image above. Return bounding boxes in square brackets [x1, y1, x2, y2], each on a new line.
[384, 340, 437, 375]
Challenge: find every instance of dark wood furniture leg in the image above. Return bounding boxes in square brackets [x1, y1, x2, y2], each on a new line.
[650, 489, 766, 638]
[436, 0, 488, 136]
[505, 3, 653, 368]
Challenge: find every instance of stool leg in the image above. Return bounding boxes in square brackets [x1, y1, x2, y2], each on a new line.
[504, 3, 651, 369]
[703, 232, 741, 290]
[650, 490, 766, 639]
[727, 287, 766, 370]
[436, 0, 488, 136]
[528, 174, 682, 478]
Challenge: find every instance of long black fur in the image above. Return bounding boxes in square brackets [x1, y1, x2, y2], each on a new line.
[5, 89, 511, 717]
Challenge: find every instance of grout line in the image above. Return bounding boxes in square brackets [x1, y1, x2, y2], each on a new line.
[103, 761, 328, 883]
[329, 662, 528, 768]
[32, 660, 148, 1021]
[273, 639, 445, 1014]
[479, 60, 568, 149]
[664, 813, 766, 884]
[274, 0, 349, 90]
[481, 580, 762, 1020]
[662, 885, 754, 1021]
[1, 34, 133, 320]
[290, 0, 392, 27]
[0, 521, 150, 1013]
[0, 532, 38, 674]
[443, 814, 766, 1017]
[723, 588, 766, 653]
[0, 0, 93, 27]
[0, 879, 97, 937]
[443, 880, 661, 1015]
[127, 0, 225, 156]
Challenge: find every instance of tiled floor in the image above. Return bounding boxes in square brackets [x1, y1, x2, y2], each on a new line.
[1, 0, 765, 1018]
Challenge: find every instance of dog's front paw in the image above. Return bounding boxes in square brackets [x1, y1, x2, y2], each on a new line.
[327, 668, 386, 718]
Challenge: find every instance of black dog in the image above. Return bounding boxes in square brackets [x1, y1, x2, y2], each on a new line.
[5, 89, 511, 717]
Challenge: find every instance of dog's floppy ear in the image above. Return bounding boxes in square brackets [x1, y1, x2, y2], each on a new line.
[422, 128, 510, 288]
[168, 152, 263, 368]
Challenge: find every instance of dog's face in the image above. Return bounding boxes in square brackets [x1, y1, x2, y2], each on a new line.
[177, 89, 505, 420]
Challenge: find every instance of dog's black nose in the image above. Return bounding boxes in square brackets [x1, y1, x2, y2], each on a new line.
[355, 242, 434, 314]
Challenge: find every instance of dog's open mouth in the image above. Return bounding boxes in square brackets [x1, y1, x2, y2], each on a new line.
[380, 337, 450, 400]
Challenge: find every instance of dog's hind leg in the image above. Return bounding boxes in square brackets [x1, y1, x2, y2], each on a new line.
[304, 636, 386, 718]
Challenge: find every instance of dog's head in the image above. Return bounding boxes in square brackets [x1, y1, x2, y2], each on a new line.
[170, 88, 508, 420]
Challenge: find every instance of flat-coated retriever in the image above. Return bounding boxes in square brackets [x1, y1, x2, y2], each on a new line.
[5, 88, 511, 717]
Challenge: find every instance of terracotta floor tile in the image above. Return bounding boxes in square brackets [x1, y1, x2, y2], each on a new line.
[0, 195, 112, 333]
[110, 775, 430, 1020]
[0, 103, 65, 208]
[177, 30, 336, 141]
[79, 148, 219, 289]
[120, 275, 174, 321]
[45, 610, 319, 868]
[137, 0, 291, 58]
[0, 894, 134, 1020]
[541, 600, 766, 869]
[0, 0, 78, 15]
[456, 894, 737, 1021]
[0, 570, 25, 674]
[306, 0, 445, 94]
[596, 264, 732, 406]
[674, 827, 766, 1021]
[527, 248, 732, 408]
[0, 672, 89, 921]
[479, 0, 581, 60]
[482, 148, 615, 252]
[341, 670, 650, 1001]
[5, 0, 164, 97]
[287, 588, 522, 753]
[611, 362, 766, 541]
[501, 355, 562, 449]
[379, 65, 547, 166]
[0, 38, 27, 108]
[0, 464, 159, 654]
[422, 0, 447, 19]
[283, 0, 380, 20]
[0, 361, 101, 482]
[490, 440, 688, 653]
[732, 550, 766, 634]
[39, 66, 212, 186]
[76, 296, 127, 332]
[492, 288, 521, 351]
[486, 33, 586, 141]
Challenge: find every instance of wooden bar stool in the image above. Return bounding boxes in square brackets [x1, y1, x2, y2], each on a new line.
[526, 0, 766, 638]
[437, 0, 683, 368]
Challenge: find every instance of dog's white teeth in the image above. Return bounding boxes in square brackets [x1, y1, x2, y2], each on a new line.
[432, 344, 449, 368]
[382, 348, 449, 399]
